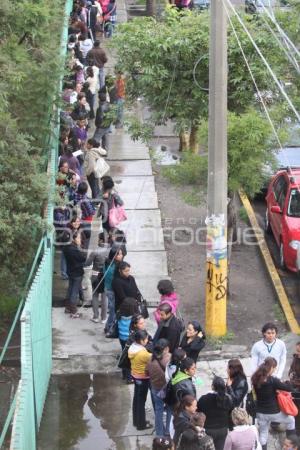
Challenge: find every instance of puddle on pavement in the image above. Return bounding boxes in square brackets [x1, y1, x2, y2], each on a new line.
[38, 374, 153, 450]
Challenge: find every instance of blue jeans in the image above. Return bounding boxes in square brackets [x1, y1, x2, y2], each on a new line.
[99, 67, 105, 89]
[105, 289, 115, 332]
[151, 387, 172, 436]
[60, 251, 68, 278]
[66, 276, 83, 312]
[93, 127, 110, 150]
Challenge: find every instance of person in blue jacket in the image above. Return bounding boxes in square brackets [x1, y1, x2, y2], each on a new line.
[118, 297, 139, 382]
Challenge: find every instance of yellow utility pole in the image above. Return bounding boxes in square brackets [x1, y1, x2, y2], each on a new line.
[205, 0, 228, 337]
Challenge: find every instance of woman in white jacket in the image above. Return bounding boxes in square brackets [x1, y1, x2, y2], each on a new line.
[84, 138, 108, 200]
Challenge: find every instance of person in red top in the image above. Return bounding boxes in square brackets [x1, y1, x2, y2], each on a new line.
[115, 70, 125, 128]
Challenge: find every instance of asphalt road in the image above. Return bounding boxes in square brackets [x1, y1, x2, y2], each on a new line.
[252, 197, 300, 321]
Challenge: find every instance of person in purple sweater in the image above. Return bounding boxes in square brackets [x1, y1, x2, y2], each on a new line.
[60, 145, 81, 176]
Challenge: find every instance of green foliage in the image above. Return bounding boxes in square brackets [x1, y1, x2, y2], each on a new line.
[0, 295, 19, 321]
[164, 109, 288, 197]
[111, 7, 298, 132]
[181, 189, 203, 207]
[239, 207, 249, 223]
[0, 0, 65, 299]
[162, 152, 207, 185]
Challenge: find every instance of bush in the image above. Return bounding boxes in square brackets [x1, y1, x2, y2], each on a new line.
[162, 152, 207, 185]
[0, 295, 19, 321]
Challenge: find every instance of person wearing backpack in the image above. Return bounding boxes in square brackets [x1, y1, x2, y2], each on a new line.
[147, 339, 172, 437]
[153, 303, 182, 354]
[94, 92, 112, 151]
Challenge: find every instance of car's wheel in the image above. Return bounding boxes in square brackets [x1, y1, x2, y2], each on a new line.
[265, 210, 272, 234]
[279, 241, 286, 269]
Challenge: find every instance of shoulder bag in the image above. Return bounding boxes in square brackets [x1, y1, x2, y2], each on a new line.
[277, 390, 298, 416]
[108, 197, 127, 227]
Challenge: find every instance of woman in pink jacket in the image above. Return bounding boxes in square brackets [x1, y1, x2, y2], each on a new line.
[154, 280, 179, 324]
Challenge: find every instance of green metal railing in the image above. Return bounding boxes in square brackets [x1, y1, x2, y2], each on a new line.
[0, 0, 73, 448]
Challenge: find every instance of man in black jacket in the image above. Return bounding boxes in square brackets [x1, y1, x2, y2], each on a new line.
[153, 303, 182, 353]
[63, 230, 86, 317]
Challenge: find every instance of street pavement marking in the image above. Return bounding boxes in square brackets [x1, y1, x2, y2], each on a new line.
[239, 190, 300, 334]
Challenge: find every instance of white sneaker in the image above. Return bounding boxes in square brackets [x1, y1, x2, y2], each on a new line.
[101, 319, 107, 324]
[91, 318, 99, 323]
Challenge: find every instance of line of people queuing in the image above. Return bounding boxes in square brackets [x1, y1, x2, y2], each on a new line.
[136, 322, 300, 450]
[53, 2, 300, 449]
[54, 0, 127, 320]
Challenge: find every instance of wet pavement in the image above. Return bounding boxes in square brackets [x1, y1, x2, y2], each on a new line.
[38, 374, 154, 450]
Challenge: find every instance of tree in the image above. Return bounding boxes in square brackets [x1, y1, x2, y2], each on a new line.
[0, 0, 65, 305]
[111, 7, 297, 151]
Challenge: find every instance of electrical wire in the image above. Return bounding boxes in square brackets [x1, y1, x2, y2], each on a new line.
[258, 11, 300, 74]
[259, 1, 300, 63]
[223, 0, 300, 185]
[224, 0, 300, 124]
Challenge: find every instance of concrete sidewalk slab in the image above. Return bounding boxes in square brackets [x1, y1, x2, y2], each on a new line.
[114, 175, 156, 193]
[114, 176, 158, 208]
[125, 251, 168, 277]
[108, 133, 149, 160]
[109, 160, 153, 177]
[119, 210, 165, 251]
[120, 191, 158, 210]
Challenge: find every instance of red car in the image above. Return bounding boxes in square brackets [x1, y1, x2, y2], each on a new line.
[265, 168, 300, 272]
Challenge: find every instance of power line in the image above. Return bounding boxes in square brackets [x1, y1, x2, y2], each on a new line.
[258, 11, 300, 74]
[223, 0, 300, 186]
[259, 2, 300, 63]
[224, 0, 300, 123]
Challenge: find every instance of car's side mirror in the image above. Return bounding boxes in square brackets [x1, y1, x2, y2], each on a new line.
[271, 205, 282, 214]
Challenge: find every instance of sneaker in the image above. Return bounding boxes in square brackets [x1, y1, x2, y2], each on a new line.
[101, 319, 107, 324]
[91, 318, 99, 323]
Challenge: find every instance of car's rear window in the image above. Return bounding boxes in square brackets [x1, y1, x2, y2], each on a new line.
[288, 189, 300, 217]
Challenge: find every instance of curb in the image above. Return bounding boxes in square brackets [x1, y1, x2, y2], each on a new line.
[239, 190, 300, 334]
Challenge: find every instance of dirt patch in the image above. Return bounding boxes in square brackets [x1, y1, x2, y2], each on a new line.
[151, 139, 287, 350]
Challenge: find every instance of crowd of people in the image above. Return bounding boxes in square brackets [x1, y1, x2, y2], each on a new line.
[145, 322, 300, 450]
[53, 2, 300, 450]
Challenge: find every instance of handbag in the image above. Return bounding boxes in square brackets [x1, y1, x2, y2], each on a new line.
[138, 298, 149, 319]
[94, 157, 110, 179]
[246, 388, 257, 419]
[277, 390, 298, 416]
[118, 344, 131, 369]
[106, 318, 119, 339]
[108, 197, 127, 227]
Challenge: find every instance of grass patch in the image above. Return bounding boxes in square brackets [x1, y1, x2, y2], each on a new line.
[239, 206, 249, 223]
[162, 152, 207, 186]
[206, 330, 236, 350]
[273, 304, 285, 323]
[181, 189, 203, 207]
[0, 296, 19, 332]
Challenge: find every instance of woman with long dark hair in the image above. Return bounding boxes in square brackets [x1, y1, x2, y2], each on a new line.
[103, 247, 123, 336]
[173, 395, 197, 447]
[147, 338, 172, 436]
[179, 321, 206, 362]
[226, 359, 248, 408]
[197, 376, 233, 450]
[128, 330, 152, 430]
[252, 357, 295, 450]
